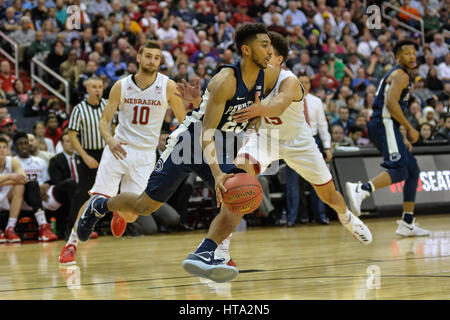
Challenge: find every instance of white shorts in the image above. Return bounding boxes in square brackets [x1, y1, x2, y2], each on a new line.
[237, 131, 332, 186]
[22, 185, 61, 211]
[0, 185, 12, 211]
[90, 144, 156, 197]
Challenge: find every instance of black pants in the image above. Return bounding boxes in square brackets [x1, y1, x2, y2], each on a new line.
[66, 149, 103, 239]
[24, 179, 77, 238]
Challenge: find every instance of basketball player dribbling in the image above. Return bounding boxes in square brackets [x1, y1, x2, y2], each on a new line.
[75, 23, 278, 283]
[58, 40, 186, 265]
[180, 32, 372, 267]
[345, 39, 430, 237]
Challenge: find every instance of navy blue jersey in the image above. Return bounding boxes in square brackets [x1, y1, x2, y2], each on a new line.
[183, 60, 265, 134]
[371, 65, 411, 125]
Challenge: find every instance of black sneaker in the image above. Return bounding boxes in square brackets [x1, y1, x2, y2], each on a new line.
[76, 195, 107, 241]
[182, 251, 239, 283]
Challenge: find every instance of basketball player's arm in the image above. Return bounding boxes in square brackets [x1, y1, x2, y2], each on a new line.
[202, 70, 236, 206]
[386, 70, 419, 143]
[166, 79, 187, 123]
[232, 77, 302, 121]
[99, 81, 127, 160]
[0, 158, 27, 186]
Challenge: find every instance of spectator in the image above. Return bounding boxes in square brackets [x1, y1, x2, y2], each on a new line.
[434, 114, 450, 143]
[414, 76, 438, 107]
[406, 100, 422, 130]
[418, 53, 437, 80]
[32, 0, 48, 30]
[118, 16, 139, 47]
[331, 123, 352, 149]
[430, 33, 449, 63]
[8, 79, 31, 107]
[414, 122, 435, 145]
[420, 106, 438, 127]
[437, 53, 450, 82]
[87, 0, 112, 20]
[54, 0, 67, 26]
[0, 88, 9, 107]
[0, 107, 9, 121]
[311, 61, 339, 91]
[44, 113, 62, 148]
[104, 48, 126, 82]
[338, 10, 359, 39]
[306, 33, 324, 69]
[425, 67, 443, 91]
[23, 86, 47, 117]
[262, 4, 282, 27]
[40, 18, 57, 45]
[229, 1, 254, 27]
[438, 82, 450, 108]
[365, 51, 385, 82]
[355, 113, 369, 139]
[178, 20, 199, 47]
[195, 0, 215, 26]
[399, 0, 421, 29]
[351, 67, 371, 93]
[302, 11, 320, 39]
[176, 0, 195, 22]
[0, 117, 16, 142]
[267, 12, 288, 36]
[331, 105, 354, 134]
[47, 98, 68, 128]
[190, 40, 219, 69]
[292, 51, 315, 78]
[347, 124, 370, 146]
[45, 40, 67, 83]
[26, 29, 50, 61]
[60, 49, 86, 90]
[282, 0, 306, 27]
[357, 28, 379, 60]
[1, 6, 20, 35]
[33, 120, 54, 153]
[0, 60, 16, 93]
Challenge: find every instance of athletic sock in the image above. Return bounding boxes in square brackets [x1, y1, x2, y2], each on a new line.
[361, 181, 375, 193]
[94, 197, 109, 214]
[338, 209, 352, 224]
[67, 228, 79, 247]
[194, 238, 218, 254]
[34, 209, 47, 226]
[402, 212, 414, 224]
[6, 218, 17, 230]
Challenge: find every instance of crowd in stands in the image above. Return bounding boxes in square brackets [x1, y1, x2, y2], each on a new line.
[0, 0, 449, 237]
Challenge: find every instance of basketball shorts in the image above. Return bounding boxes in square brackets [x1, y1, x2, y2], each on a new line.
[145, 126, 238, 203]
[236, 131, 332, 186]
[22, 185, 61, 211]
[90, 144, 156, 197]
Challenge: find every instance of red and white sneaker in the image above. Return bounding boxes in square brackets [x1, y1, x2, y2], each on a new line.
[0, 231, 6, 244]
[4, 227, 21, 243]
[59, 244, 77, 265]
[227, 259, 237, 267]
[90, 231, 99, 239]
[111, 212, 127, 238]
[38, 223, 58, 242]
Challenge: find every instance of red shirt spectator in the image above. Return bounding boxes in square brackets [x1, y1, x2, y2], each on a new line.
[312, 62, 340, 90]
[0, 61, 16, 93]
[229, 2, 255, 27]
[399, 0, 420, 22]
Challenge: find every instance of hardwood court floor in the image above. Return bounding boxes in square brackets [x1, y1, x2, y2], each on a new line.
[0, 214, 450, 300]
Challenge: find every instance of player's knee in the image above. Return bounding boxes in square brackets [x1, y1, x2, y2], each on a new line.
[388, 167, 409, 183]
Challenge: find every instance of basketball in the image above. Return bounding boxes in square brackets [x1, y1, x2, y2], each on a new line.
[222, 173, 263, 215]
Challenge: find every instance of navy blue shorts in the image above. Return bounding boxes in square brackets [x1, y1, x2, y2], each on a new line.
[368, 118, 416, 170]
[145, 127, 239, 203]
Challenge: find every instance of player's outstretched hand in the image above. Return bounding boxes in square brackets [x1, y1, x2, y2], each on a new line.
[175, 78, 201, 103]
[232, 92, 263, 123]
[408, 127, 419, 144]
[215, 172, 234, 208]
[107, 138, 128, 160]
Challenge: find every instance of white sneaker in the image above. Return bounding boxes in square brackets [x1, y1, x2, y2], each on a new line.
[340, 212, 373, 245]
[215, 238, 231, 264]
[346, 182, 370, 216]
[395, 219, 430, 237]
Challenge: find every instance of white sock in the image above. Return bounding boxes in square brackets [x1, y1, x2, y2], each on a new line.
[66, 228, 79, 247]
[6, 218, 17, 230]
[218, 233, 233, 251]
[34, 209, 47, 226]
[338, 209, 351, 224]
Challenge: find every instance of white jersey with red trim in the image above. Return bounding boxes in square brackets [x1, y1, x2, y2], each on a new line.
[114, 73, 170, 149]
[260, 69, 308, 141]
[17, 156, 49, 184]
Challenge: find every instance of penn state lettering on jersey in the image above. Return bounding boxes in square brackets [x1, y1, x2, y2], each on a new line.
[371, 65, 411, 123]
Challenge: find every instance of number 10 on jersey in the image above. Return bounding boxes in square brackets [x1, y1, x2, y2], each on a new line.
[132, 106, 150, 125]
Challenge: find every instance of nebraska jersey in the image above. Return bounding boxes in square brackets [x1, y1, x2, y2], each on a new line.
[260, 69, 307, 141]
[17, 156, 49, 184]
[0, 156, 13, 194]
[114, 73, 170, 149]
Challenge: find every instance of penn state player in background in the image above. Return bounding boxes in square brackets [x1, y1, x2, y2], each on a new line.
[58, 40, 186, 265]
[75, 23, 276, 282]
[346, 40, 430, 237]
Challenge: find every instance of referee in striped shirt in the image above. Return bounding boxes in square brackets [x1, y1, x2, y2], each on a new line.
[66, 76, 107, 237]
